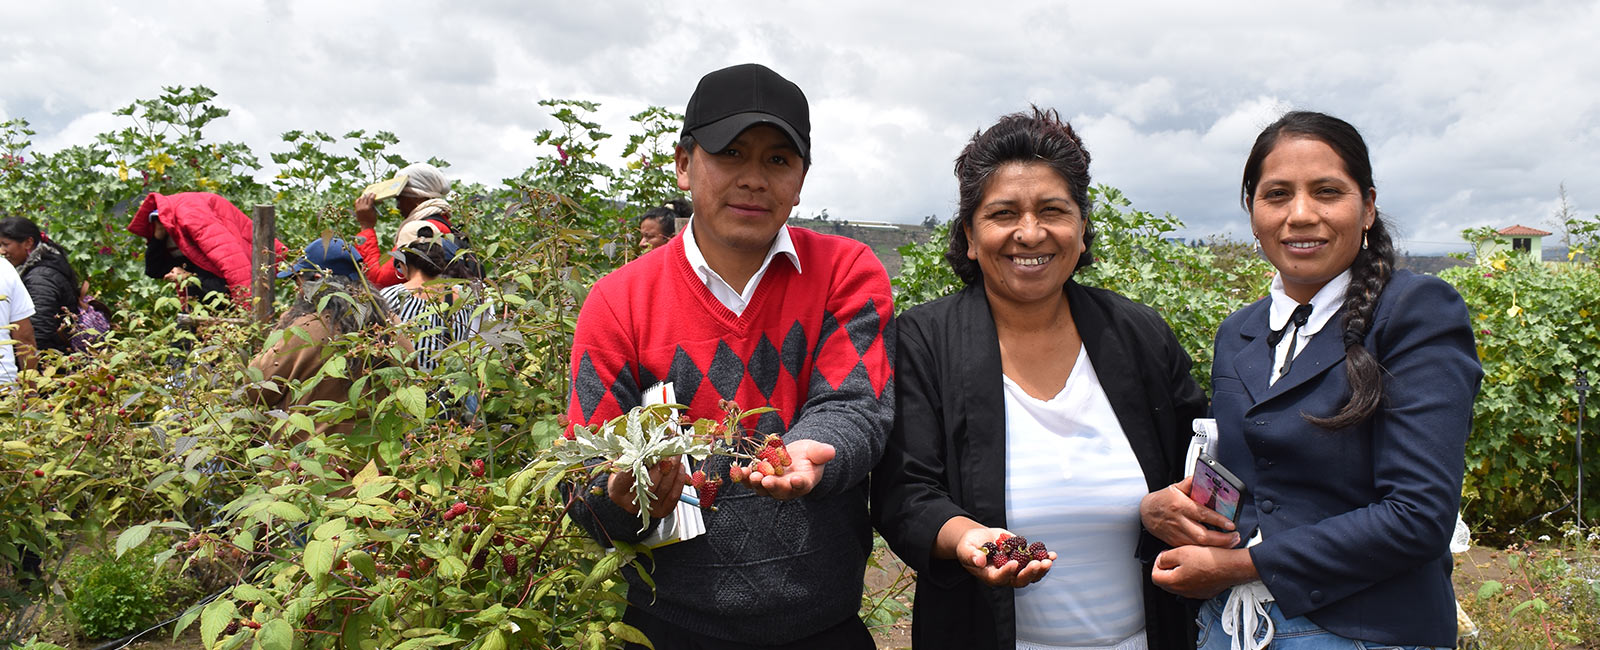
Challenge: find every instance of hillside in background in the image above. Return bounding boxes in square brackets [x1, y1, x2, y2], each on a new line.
[786, 217, 938, 276]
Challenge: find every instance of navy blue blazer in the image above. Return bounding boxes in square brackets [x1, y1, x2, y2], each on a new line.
[1211, 269, 1482, 648]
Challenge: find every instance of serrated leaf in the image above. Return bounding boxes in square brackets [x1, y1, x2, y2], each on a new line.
[438, 555, 467, 580]
[255, 618, 293, 650]
[352, 459, 380, 488]
[304, 539, 334, 580]
[347, 550, 376, 580]
[173, 601, 205, 641]
[608, 622, 652, 647]
[200, 598, 237, 648]
[266, 502, 307, 522]
[1476, 580, 1503, 600]
[116, 523, 153, 558]
[583, 552, 622, 590]
[314, 518, 347, 540]
[395, 385, 427, 419]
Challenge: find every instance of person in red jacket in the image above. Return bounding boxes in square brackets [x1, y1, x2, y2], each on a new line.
[352, 162, 458, 288]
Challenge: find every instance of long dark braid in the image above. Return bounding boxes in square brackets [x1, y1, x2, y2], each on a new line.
[1242, 111, 1394, 429]
[1306, 216, 1395, 429]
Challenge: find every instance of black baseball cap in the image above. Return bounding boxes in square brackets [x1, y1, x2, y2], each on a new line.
[682, 63, 810, 160]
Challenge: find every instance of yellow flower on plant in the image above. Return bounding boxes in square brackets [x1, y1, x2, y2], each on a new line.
[116, 161, 129, 182]
[1491, 258, 1507, 272]
[1506, 305, 1522, 317]
[148, 152, 174, 175]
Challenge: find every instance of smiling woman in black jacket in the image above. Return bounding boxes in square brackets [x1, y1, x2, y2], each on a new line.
[872, 108, 1206, 650]
[0, 216, 80, 354]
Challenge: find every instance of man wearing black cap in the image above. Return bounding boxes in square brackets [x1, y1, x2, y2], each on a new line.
[564, 63, 893, 648]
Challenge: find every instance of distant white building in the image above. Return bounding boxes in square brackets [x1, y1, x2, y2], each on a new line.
[1479, 224, 1550, 263]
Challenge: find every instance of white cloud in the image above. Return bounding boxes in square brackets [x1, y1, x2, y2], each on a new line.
[2, 0, 1597, 255]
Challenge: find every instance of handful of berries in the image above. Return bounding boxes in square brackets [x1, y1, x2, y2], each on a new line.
[981, 533, 1051, 568]
[728, 434, 793, 482]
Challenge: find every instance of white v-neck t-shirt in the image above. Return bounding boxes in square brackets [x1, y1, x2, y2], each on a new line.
[1004, 344, 1148, 648]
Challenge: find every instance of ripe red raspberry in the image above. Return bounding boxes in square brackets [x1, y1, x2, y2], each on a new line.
[754, 460, 776, 477]
[396, 567, 411, 579]
[471, 459, 486, 478]
[243, 620, 261, 630]
[450, 502, 469, 517]
[699, 479, 721, 509]
[492, 533, 506, 547]
[32, 469, 44, 478]
[501, 554, 518, 575]
[689, 470, 707, 490]
[396, 488, 411, 501]
[1029, 541, 1050, 562]
[471, 552, 486, 571]
[442, 509, 458, 522]
[728, 464, 748, 483]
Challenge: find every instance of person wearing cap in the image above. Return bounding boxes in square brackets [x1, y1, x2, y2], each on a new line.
[380, 223, 475, 375]
[246, 237, 407, 438]
[352, 162, 460, 288]
[275, 237, 365, 283]
[564, 63, 893, 649]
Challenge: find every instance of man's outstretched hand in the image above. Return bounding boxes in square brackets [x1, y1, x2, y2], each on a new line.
[736, 439, 834, 500]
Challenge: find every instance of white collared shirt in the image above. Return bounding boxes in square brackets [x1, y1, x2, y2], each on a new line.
[1266, 269, 1351, 385]
[680, 218, 802, 316]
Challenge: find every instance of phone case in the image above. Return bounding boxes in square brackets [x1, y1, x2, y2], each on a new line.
[1193, 453, 1247, 523]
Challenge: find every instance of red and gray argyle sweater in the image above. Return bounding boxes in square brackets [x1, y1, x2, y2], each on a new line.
[564, 227, 894, 643]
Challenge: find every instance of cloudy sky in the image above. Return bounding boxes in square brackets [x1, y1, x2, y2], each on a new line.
[4, 1, 1597, 253]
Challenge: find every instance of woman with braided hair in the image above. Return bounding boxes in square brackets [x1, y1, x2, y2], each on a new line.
[1138, 111, 1481, 650]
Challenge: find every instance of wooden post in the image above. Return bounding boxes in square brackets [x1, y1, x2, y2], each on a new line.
[251, 204, 276, 324]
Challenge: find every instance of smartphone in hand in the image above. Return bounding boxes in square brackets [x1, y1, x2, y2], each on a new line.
[1191, 453, 1246, 523]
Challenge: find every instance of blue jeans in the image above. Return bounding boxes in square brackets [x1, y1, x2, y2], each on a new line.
[1197, 590, 1447, 650]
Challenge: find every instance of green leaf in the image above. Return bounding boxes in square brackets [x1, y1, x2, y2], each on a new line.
[303, 539, 335, 580]
[438, 555, 467, 581]
[266, 502, 308, 522]
[395, 385, 427, 419]
[347, 549, 377, 580]
[479, 629, 507, 650]
[200, 598, 238, 649]
[583, 552, 622, 590]
[256, 618, 293, 650]
[172, 601, 206, 641]
[314, 517, 347, 540]
[608, 622, 653, 648]
[116, 523, 153, 558]
[1476, 580, 1503, 600]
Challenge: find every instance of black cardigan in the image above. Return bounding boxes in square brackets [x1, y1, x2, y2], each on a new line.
[872, 281, 1205, 650]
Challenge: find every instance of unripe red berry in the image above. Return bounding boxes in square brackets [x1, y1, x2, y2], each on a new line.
[471, 458, 486, 478]
[33, 469, 44, 477]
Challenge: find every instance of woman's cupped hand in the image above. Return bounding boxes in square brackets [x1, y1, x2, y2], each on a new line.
[955, 526, 1056, 589]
